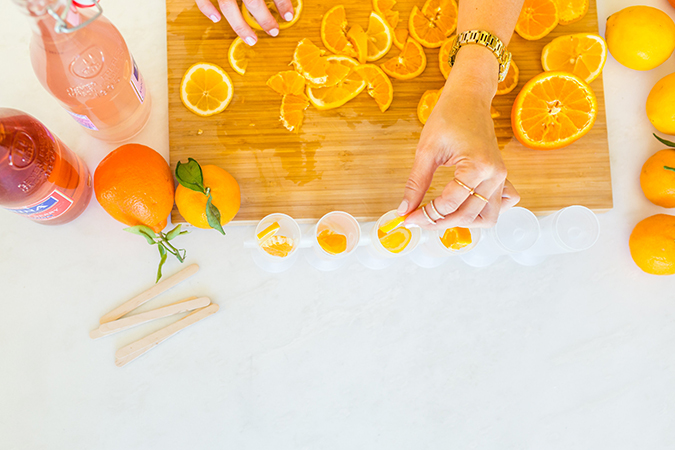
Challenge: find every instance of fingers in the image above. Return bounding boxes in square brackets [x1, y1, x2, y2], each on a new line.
[273, 0, 295, 22]
[243, 0, 280, 36]
[195, 0, 222, 23]
[399, 153, 439, 217]
[218, 0, 258, 45]
[499, 179, 521, 213]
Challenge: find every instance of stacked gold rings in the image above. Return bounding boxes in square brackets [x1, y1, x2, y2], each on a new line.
[454, 178, 489, 203]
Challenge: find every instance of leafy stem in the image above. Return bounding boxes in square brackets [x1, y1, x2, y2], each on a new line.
[664, 166, 675, 173]
[653, 133, 675, 148]
[175, 158, 225, 235]
[125, 224, 189, 283]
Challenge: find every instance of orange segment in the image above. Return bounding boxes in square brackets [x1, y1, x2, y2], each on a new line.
[440, 227, 472, 250]
[280, 93, 309, 132]
[366, 12, 393, 62]
[511, 71, 598, 150]
[354, 64, 394, 112]
[180, 62, 234, 117]
[306, 55, 366, 110]
[257, 222, 281, 242]
[317, 229, 348, 255]
[378, 215, 406, 237]
[379, 227, 412, 253]
[260, 235, 294, 257]
[381, 38, 427, 80]
[292, 38, 328, 85]
[541, 33, 607, 84]
[496, 60, 519, 95]
[515, 0, 559, 41]
[321, 5, 354, 57]
[393, 28, 409, 50]
[417, 88, 443, 124]
[242, 0, 303, 30]
[227, 37, 255, 76]
[347, 24, 368, 64]
[373, 0, 400, 28]
[438, 37, 453, 79]
[409, 0, 457, 48]
[556, 0, 588, 25]
[267, 70, 306, 96]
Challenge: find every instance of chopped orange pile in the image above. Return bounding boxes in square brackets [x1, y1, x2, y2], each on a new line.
[306, 55, 366, 110]
[317, 229, 348, 254]
[440, 227, 472, 250]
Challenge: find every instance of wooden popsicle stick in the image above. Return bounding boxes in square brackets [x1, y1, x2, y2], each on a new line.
[100, 264, 199, 324]
[114, 303, 219, 367]
[89, 296, 208, 339]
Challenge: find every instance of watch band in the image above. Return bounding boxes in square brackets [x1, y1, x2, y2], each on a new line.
[448, 30, 512, 83]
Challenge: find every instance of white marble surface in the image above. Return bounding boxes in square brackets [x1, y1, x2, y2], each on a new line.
[1, 0, 675, 448]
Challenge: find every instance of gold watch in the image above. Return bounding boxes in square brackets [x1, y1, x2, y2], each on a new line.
[448, 30, 512, 83]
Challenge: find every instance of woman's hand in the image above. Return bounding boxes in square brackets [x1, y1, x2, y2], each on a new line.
[400, 46, 520, 229]
[195, 0, 294, 46]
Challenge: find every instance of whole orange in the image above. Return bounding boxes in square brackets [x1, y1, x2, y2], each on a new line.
[629, 214, 675, 275]
[640, 149, 675, 208]
[94, 144, 174, 233]
[175, 165, 240, 228]
[670, 0, 675, 9]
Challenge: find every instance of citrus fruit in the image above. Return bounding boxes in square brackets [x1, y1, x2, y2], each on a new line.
[318, 59, 353, 88]
[511, 71, 598, 150]
[280, 93, 309, 132]
[606, 6, 675, 71]
[417, 88, 443, 124]
[373, 0, 400, 28]
[292, 38, 328, 85]
[261, 235, 295, 257]
[317, 229, 348, 255]
[541, 33, 607, 84]
[379, 226, 412, 253]
[228, 37, 255, 76]
[267, 70, 306, 96]
[440, 227, 472, 250]
[409, 0, 458, 48]
[353, 64, 394, 112]
[515, 0, 559, 41]
[347, 24, 368, 64]
[438, 38, 453, 79]
[257, 222, 281, 243]
[306, 55, 366, 110]
[175, 165, 241, 229]
[393, 28, 409, 50]
[242, 0, 303, 30]
[180, 62, 233, 117]
[646, 73, 675, 135]
[640, 149, 675, 208]
[94, 144, 174, 233]
[381, 38, 427, 80]
[629, 214, 675, 276]
[490, 105, 500, 119]
[366, 11, 393, 62]
[378, 215, 406, 237]
[321, 5, 354, 57]
[496, 59, 519, 95]
[556, 0, 588, 25]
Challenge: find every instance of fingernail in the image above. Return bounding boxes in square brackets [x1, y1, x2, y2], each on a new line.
[397, 200, 408, 215]
[209, 14, 220, 23]
[284, 12, 294, 21]
[269, 28, 279, 37]
[245, 36, 257, 46]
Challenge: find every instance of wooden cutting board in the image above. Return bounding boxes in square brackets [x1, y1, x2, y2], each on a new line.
[166, 0, 612, 224]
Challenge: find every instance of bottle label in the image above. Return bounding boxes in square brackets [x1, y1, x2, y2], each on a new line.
[130, 56, 146, 104]
[67, 111, 99, 131]
[5, 189, 74, 221]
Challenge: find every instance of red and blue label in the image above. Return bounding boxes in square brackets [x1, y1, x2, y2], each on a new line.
[5, 189, 74, 221]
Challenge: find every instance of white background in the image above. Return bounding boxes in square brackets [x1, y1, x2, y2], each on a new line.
[1, 0, 674, 448]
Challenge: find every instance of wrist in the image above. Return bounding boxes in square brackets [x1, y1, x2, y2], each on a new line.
[446, 44, 499, 100]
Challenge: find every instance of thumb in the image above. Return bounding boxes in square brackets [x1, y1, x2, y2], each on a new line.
[399, 154, 438, 215]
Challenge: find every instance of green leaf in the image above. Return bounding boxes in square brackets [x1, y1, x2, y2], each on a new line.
[653, 133, 675, 148]
[156, 245, 168, 283]
[665, 165, 675, 173]
[205, 193, 225, 235]
[175, 158, 206, 193]
[166, 224, 188, 241]
[124, 225, 157, 245]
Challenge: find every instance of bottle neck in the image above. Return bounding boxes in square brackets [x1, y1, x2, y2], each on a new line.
[16, 0, 93, 40]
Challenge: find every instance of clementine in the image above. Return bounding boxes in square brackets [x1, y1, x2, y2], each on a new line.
[640, 148, 675, 208]
[629, 214, 675, 275]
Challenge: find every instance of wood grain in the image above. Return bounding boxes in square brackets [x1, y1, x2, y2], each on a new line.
[166, 0, 612, 223]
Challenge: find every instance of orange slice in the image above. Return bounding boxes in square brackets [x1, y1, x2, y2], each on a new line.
[511, 71, 598, 150]
[347, 24, 368, 64]
[381, 38, 427, 80]
[438, 37, 453, 79]
[292, 38, 328, 85]
[257, 222, 281, 242]
[366, 12, 393, 62]
[421, 0, 459, 34]
[321, 5, 355, 57]
[227, 37, 255, 76]
[515, 0, 559, 41]
[556, 0, 588, 25]
[409, 0, 458, 48]
[267, 70, 306, 95]
[490, 105, 500, 119]
[541, 33, 607, 84]
[393, 28, 409, 50]
[354, 64, 394, 112]
[378, 215, 407, 237]
[373, 0, 400, 28]
[440, 227, 472, 250]
[242, 0, 303, 30]
[417, 88, 443, 124]
[260, 235, 294, 257]
[495, 59, 519, 95]
[280, 93, 309, 132]
[306, 55, 366, 110]
[317, 59, 352, 88]
[317, 229, 348, 255]
[380, 226, 412, 253]
[180, 62, 234, 117]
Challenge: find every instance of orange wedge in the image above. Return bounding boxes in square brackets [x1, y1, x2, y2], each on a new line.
[242, 0, 303, 30]
[306, 55, 366, 110]
[381, 38, 427, 80]
[354, 64, 394, 112]
[317, 229, 348, 255]
[180, 62, 234, 117]
[440, 227, 472, 250]
[417, 88, 443, 124]
[260, 235, 294, 257]
[541, 33, 607, 84]
[438, 38, 453, 79]
[378, 215, 406, 237]
[373, 0, 400, 28]
[366, 12, 393, 62]
[495, 60, 519, 95]
[393, 28, 409, 50]
[267, 70, 306, 96]
[409, 0, 458, 48]
[347, 24, 368, 64]
[292, 38, 328, 85]
[490, 105, 500, 119]
[280, 93, 309, 132]
[380, 227, 412, 253]
[257, 222, 281, 242]
[511, 71, 598, 150]
[321, 5, 355, 57]
[515, 0, 559, 41]
[227, 37, 255, 75]
[556, 0, 588, 25]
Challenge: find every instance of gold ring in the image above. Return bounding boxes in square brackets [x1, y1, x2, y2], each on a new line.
[472, 192, 489, 202]
[428, 199, 445, 220]
[454, 178, 475, 195]
[422, 205, 437, 225]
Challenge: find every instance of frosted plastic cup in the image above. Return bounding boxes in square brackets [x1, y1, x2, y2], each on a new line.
[511, 205, 600, 266]
[409, 227, 482, 268]
[305, 211, 361, 271]
[461, 207, 540, 267]
[356, 210, 421, 270]
[250, 213, 302, 273]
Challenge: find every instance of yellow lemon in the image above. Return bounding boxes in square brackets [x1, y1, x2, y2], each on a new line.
[605, 6, 675, 71]
[647, 73, 675, 135]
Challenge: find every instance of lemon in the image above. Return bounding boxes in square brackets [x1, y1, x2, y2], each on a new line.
[647, 72, 675, 135]
[605, 6, 675, 71]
